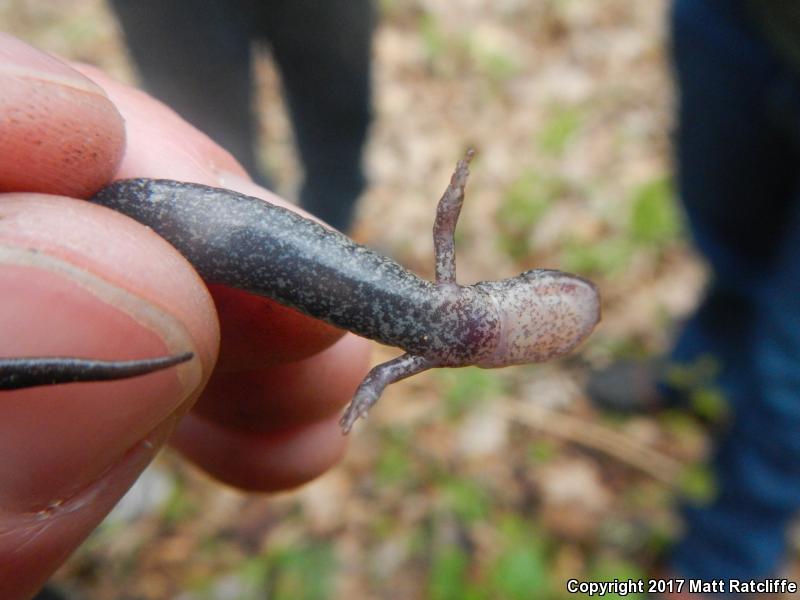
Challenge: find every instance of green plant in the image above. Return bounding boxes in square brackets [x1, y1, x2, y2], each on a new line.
[428, 546, 477, 600]
[376, 435, 415, 484]
[439, 367, 506, 418]
[539, 108, 583, 157]
[496, 172, 565, 260]
[264, 543, 337, 600]
[560, 236, 634, 276]
[629, 177, 681, 246]
[587, 557, 646, 599]
[441, 478, 491, 523]
[678, 464, 717, 505]
[419, 13, 447, 67]
[486, 517, 551, 599]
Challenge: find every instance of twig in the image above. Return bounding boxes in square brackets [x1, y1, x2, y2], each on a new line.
[504, 403, 685, 485]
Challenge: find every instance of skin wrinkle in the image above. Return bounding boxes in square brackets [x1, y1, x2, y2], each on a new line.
[482, 288, 509, 366]
[147, 134, 218, 180]
[0, 424, 162, 543]
[0, 414, 177, 552]
[0, 448, 162, 586]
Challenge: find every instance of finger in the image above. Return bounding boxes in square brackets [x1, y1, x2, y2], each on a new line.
[196, 334, 370, 433]
[0, 33, 124, 197]
[0, 194, 218, 598]
[171, 413, 348, 492]
[180, 320, 370, 489]
[206, 282, 345, 372]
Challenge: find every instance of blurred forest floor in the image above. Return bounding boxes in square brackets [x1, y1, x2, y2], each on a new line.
[4, 0, 799, 598]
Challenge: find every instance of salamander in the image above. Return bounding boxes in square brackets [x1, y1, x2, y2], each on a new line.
[0, 151, 600, 432]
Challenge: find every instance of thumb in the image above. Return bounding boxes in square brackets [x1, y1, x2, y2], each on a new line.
[0, 194, 219, 600]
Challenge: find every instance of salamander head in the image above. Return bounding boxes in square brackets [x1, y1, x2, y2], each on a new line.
[474, 269, 600, 367]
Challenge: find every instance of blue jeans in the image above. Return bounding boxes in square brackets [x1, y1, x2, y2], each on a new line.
[670, 0, 800, 583]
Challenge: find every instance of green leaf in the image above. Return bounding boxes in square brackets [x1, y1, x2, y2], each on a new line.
[539, 108, 582, 157]
[376, 439, 414, 484]
[266, 543, 336, 600]
[629, 178, 681, 245]
[678, 463, 717, 505]
[497, 172, 561, 230]
[486, 517, 550, 599]
[496, 172, 565, 261]
[440, 367, 505, 418]
[689, 387, 729, 422]
[560, 236, 634, 276]
[442, 478, 491, 522]
[428, 547, 472, 600]
[587, 557, 646, 599]
[489, 546, 549, 599]
[527, 439, 557, 463]
[420, 13, 446, 66]
[161, 474, 196, 525]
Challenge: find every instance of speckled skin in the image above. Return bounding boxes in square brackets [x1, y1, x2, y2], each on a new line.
[1, 152, 600, 433]
[89, 178, 501, 365]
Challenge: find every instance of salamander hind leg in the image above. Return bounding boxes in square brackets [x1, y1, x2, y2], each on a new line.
[0, 353, 194, 390]
[340, 354, 432, 434]
[433, 149, 474, 285]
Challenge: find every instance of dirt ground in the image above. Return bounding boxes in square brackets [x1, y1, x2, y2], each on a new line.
[4, 1, 798, 598]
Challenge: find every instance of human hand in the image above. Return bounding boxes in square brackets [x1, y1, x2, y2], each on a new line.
[0, 33, 370, 599]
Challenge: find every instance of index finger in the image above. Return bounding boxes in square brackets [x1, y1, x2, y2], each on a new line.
[0, 32, 124, 197]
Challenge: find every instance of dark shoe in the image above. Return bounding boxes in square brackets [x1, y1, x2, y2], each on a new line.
[587, 359, 677, 413]
[588, 357, 729, 422]
[33, 586, 70, 600]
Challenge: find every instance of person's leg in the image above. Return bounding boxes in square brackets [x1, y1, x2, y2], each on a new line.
[109, 0, 267, 184]
[258, 0, 375, 231]
[669, 0, 796, 387]
[670, 0, 800, 581]
[589, 0, 797, 416]
[674, 192, 800, 583]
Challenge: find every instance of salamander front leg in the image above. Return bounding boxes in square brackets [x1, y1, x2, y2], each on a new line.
[433, 148, 474, 285]
[0, 353, 194, 390]
[340, 354, 433, 434]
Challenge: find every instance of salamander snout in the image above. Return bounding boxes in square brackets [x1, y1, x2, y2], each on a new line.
[475, 269, 601, 367]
